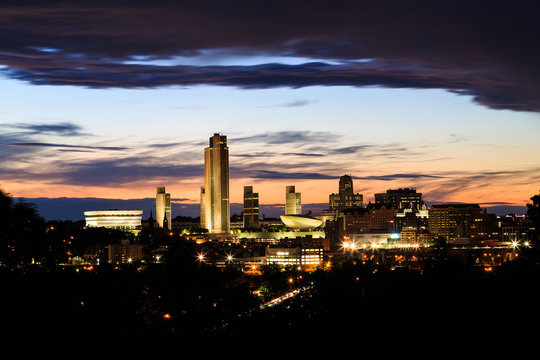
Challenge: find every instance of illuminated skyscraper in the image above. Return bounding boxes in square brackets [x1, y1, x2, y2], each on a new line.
[200, 186, 206, 229]
[329, 175, 363, 212]
[285, 185, 302, 215]
[201, 133, 230, 233]
[156, 186, 171, 230]
[243, 186, 260, 229]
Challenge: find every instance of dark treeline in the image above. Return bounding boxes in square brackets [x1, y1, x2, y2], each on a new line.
[4, 255, 540, 357]
[1, 189, 540, 357]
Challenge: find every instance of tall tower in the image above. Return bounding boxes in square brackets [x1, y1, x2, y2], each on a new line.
[329, 175, 363, 212]
[156, 186, 171, 230]
[201, 133, 230, 233]
[200, 186, 206, 229]
[285, 185, 302, 215]
[243, 186, 260, 229]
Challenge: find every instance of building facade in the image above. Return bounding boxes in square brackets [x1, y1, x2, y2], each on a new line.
[108, 242, 143, 264]
[340, 205, 397, 234]
[375, 188, 423, 210]
[329, 175, 363, 212]
[201, 133, 230, 233]
[243, 186, 260, 229]
[285, 185, 302, 215]
[156, 186, 171, 230]
[265, 246, 324, 270]
[428, 204, 485, 240]
[84, 210, 143, 233]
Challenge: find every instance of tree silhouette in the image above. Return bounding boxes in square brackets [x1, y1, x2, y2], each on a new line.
[527, 193, 540, 239]
[0, 188, 45, 265]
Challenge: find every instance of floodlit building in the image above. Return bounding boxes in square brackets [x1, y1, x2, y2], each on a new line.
[329, 175, 363, 212]
[280, 214, 323, 230]
[395, 204, 429, 230]
[265, 247, 324, 269]
[156, 186, 171, 230]
[285, 185, 302, 215]
[200, 133, 230, 233]
[84, 210, 143, 233]
[243, 186, 260, 229]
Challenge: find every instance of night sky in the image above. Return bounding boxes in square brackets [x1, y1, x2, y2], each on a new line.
[1, 0, 539, 220]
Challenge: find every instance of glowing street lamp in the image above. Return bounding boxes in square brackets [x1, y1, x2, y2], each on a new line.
[197, 252, 206, 262]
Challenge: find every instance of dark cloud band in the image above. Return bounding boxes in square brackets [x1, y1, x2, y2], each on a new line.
[0, 1, 539, 112]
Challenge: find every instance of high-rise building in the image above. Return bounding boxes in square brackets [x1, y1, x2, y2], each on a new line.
[156, 186, 171, 230]
[200, 133, 230, 233]
[329, 175, 363, 212]
[285, 185, 302, 215]
[374, 188, 423, 210]
[200, 186, 206, 229]
[243, 186, 260, 229]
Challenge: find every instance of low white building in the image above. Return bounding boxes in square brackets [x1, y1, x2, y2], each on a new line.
[84, 210, 143, 233]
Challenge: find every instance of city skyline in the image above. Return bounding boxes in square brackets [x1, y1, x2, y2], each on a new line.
[1, 1, 539, 220]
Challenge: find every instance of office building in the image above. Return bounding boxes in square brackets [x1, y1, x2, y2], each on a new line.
[156, 186, 171, 230]
[285, 186, 302, 215]
[243, 186, 260, 229]
[339, 204, 397, 234]
[329, 175, 363, 212]
[395, 204, 429, 230]
[200, 133, 230, 233]
[375, 188, 423, 210]
[400, 227, 432, 244]
[428, 204, 485, 239]
[265, 247, 324, 270]
[84, 210, 143, 233]
[108, 240, 143, 264]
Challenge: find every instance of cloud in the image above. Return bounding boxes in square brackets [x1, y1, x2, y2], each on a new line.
[231, 131, 337, 144]
[259, 99, 316, 108]
[57, 160, 204, 185]
[0, 1, 539, 111]
[249, 170, 338, 180]
[3, 122, 85, 136]
[330, 145, 372, 154]
[422, 167, 540, 201]
[356, 173, 443, 181]
[232, 151, 324, 158]
[5, 142, 128, 151]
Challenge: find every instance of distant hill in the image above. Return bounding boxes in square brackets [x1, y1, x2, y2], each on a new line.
[483, 205, 527, 216]
[19, 197, 280, 221]
[20, 197, 528, 221]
